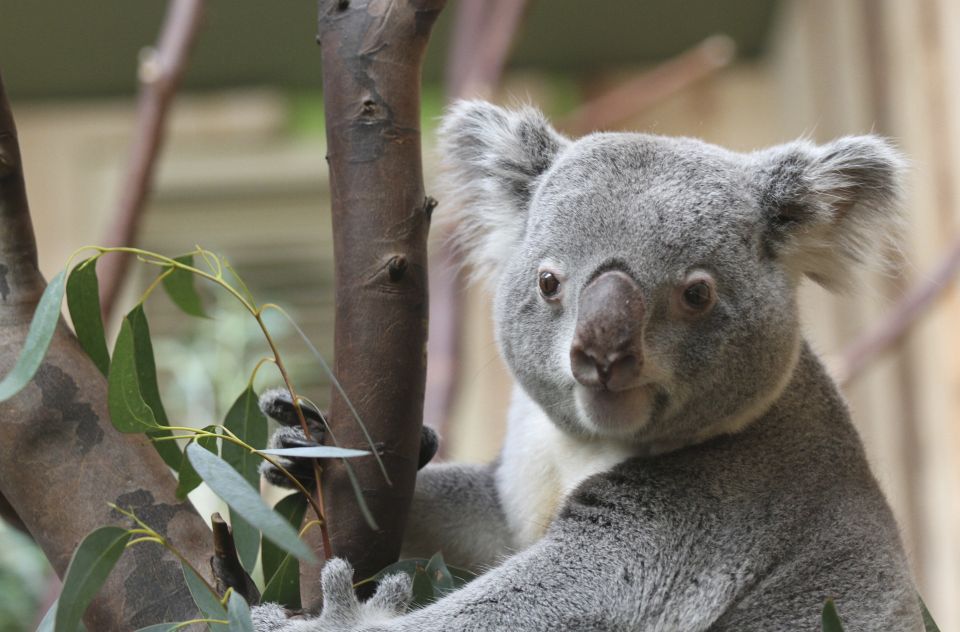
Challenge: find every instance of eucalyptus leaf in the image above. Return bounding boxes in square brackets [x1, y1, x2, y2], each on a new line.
[921, 597, 941, 632]
[258, 446, 370, 459]
[186, 443, 316, 563]
[261, 551, 301, 610]
[261, 494, 307, 588]
[222, 387, 268, 573]
[133, 625, 181, 632]
[227, 592, 255, 632]
[162, 255, 207, 318]
[127, 305, 181, 471]
[425, 552, 454, 597]
[181, 562, 228, 632]
[107, 317, 159, 432]
[35, 601, 86, 632]
[54, 526, 131, 632]
[0, 269, 65, 403]
[175, 427, 218, 500]
[821, 598, 845, 632]
[66, 259, 109, 376]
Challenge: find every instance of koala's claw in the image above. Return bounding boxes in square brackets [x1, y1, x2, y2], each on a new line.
[259, 388, 441, 490]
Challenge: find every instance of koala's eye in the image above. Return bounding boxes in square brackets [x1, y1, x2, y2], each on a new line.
[676, 273, 716, 315]
[538, 271, 561, 299]
[683, 282, 711, 308]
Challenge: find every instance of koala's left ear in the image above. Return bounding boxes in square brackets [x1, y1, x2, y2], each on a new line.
[436, 100, 569, 282]
[756, 135, 907, 290]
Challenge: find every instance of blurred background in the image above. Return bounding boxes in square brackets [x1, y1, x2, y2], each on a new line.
[2, 0, 958, 629]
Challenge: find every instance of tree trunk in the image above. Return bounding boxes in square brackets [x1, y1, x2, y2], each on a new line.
[0, 71, 214, 631]
[309, 0, 445, 605]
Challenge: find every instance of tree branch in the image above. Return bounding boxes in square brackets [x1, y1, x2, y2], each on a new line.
[559, 35, 736, 136]
[98, 0, 206, 320]
[0, 70, 214, 631]
[837, 235, 960, 386]
[310, 0, 446, 606]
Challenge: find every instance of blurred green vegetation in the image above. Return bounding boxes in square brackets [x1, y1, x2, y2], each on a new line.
[0, 522, 51, 632]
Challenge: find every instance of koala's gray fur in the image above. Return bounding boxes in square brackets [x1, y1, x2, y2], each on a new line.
[253, 101, 922, 631]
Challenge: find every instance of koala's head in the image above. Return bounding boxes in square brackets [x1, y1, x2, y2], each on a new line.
[438, 101, 904, 447]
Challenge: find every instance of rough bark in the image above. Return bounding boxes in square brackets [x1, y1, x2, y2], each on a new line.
[310, 0, 445, 605]
[0, 71, 214, 631]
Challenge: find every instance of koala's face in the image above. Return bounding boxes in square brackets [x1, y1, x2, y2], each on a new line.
[440, 102, 903, 446]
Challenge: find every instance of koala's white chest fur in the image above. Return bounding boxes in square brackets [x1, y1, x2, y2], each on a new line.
[495, 387, 639, 550]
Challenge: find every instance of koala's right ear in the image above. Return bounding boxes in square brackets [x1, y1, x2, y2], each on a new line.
[437, 100, 569, 281]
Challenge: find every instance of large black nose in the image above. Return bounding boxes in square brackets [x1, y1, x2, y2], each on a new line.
[570, 270, 645, 391]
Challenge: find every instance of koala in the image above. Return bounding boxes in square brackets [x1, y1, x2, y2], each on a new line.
[252, 101, 923, 631]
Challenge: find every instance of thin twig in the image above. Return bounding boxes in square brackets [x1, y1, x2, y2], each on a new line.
[837, 234, 960, 386]
[98, 0, 206, 319]
[558, 35, 736, 136]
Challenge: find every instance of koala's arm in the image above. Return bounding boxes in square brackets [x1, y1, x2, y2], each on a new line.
[400, 461, 510, 571]
[254, 513, 734, 632]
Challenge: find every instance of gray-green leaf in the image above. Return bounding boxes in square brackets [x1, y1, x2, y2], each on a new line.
[181, 562, 228, 632]
[36, 602, 86, 632]
[258, 446, 369, 458]
[107, 316, 159, 432]
[186, 443, 315, 564]
[227, 591, 255, 632]
[222, 387, 268, 573]
[54, 526, 131, 632]
[921, 597, 940, 632]
[162, 255, 207, 318]
[66, 259, 109, 376]
[0, 269, 65, 402]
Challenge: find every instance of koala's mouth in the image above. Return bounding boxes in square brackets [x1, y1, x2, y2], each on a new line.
[572, 382, 658, 436]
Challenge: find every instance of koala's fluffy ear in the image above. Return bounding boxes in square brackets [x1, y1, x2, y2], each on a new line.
[756, 136, 907, 291]
[437, 100, 569, 281]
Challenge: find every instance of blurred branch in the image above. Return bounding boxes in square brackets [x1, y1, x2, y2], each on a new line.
[837, 235, 960, 386]
[445, 0, 530, 99]
[98, 0, 206, 320]
[427, 0, 530, 452]
[559, 35, 736, 136]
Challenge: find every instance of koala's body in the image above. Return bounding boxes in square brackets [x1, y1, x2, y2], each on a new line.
[253, 101, 922, 631]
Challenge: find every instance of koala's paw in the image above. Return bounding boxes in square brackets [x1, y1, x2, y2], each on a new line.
[252, 559, 412, 632]
[259, 388, 441, 489]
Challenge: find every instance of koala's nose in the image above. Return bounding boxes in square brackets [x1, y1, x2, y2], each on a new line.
[570, 270, 645, 391]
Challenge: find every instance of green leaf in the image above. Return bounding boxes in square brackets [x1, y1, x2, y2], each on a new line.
[186, 442, 316, 564]
[261, 551, 301, 610]
[36, 602, 86, 632]
[133, 625, 181, 632]
[54, 526, 131, 632]
[222, 387, 268, 573]
[66, 259, 109, 376]
[258, 446, 370, 458]
[0, 269, 66, 402]
[127, 305, 181, 471]
[107, 317, 159, 432]
[821, 598, 845, 632]
[181, 562, 228, 632]
[175, 427, 219, 500]
[425, 552, 454, 598]
[261, 494, 308, 587]
[921, 596, 941, 632]
[162, 255, 207, 318]
[227, 591, 255, 632]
